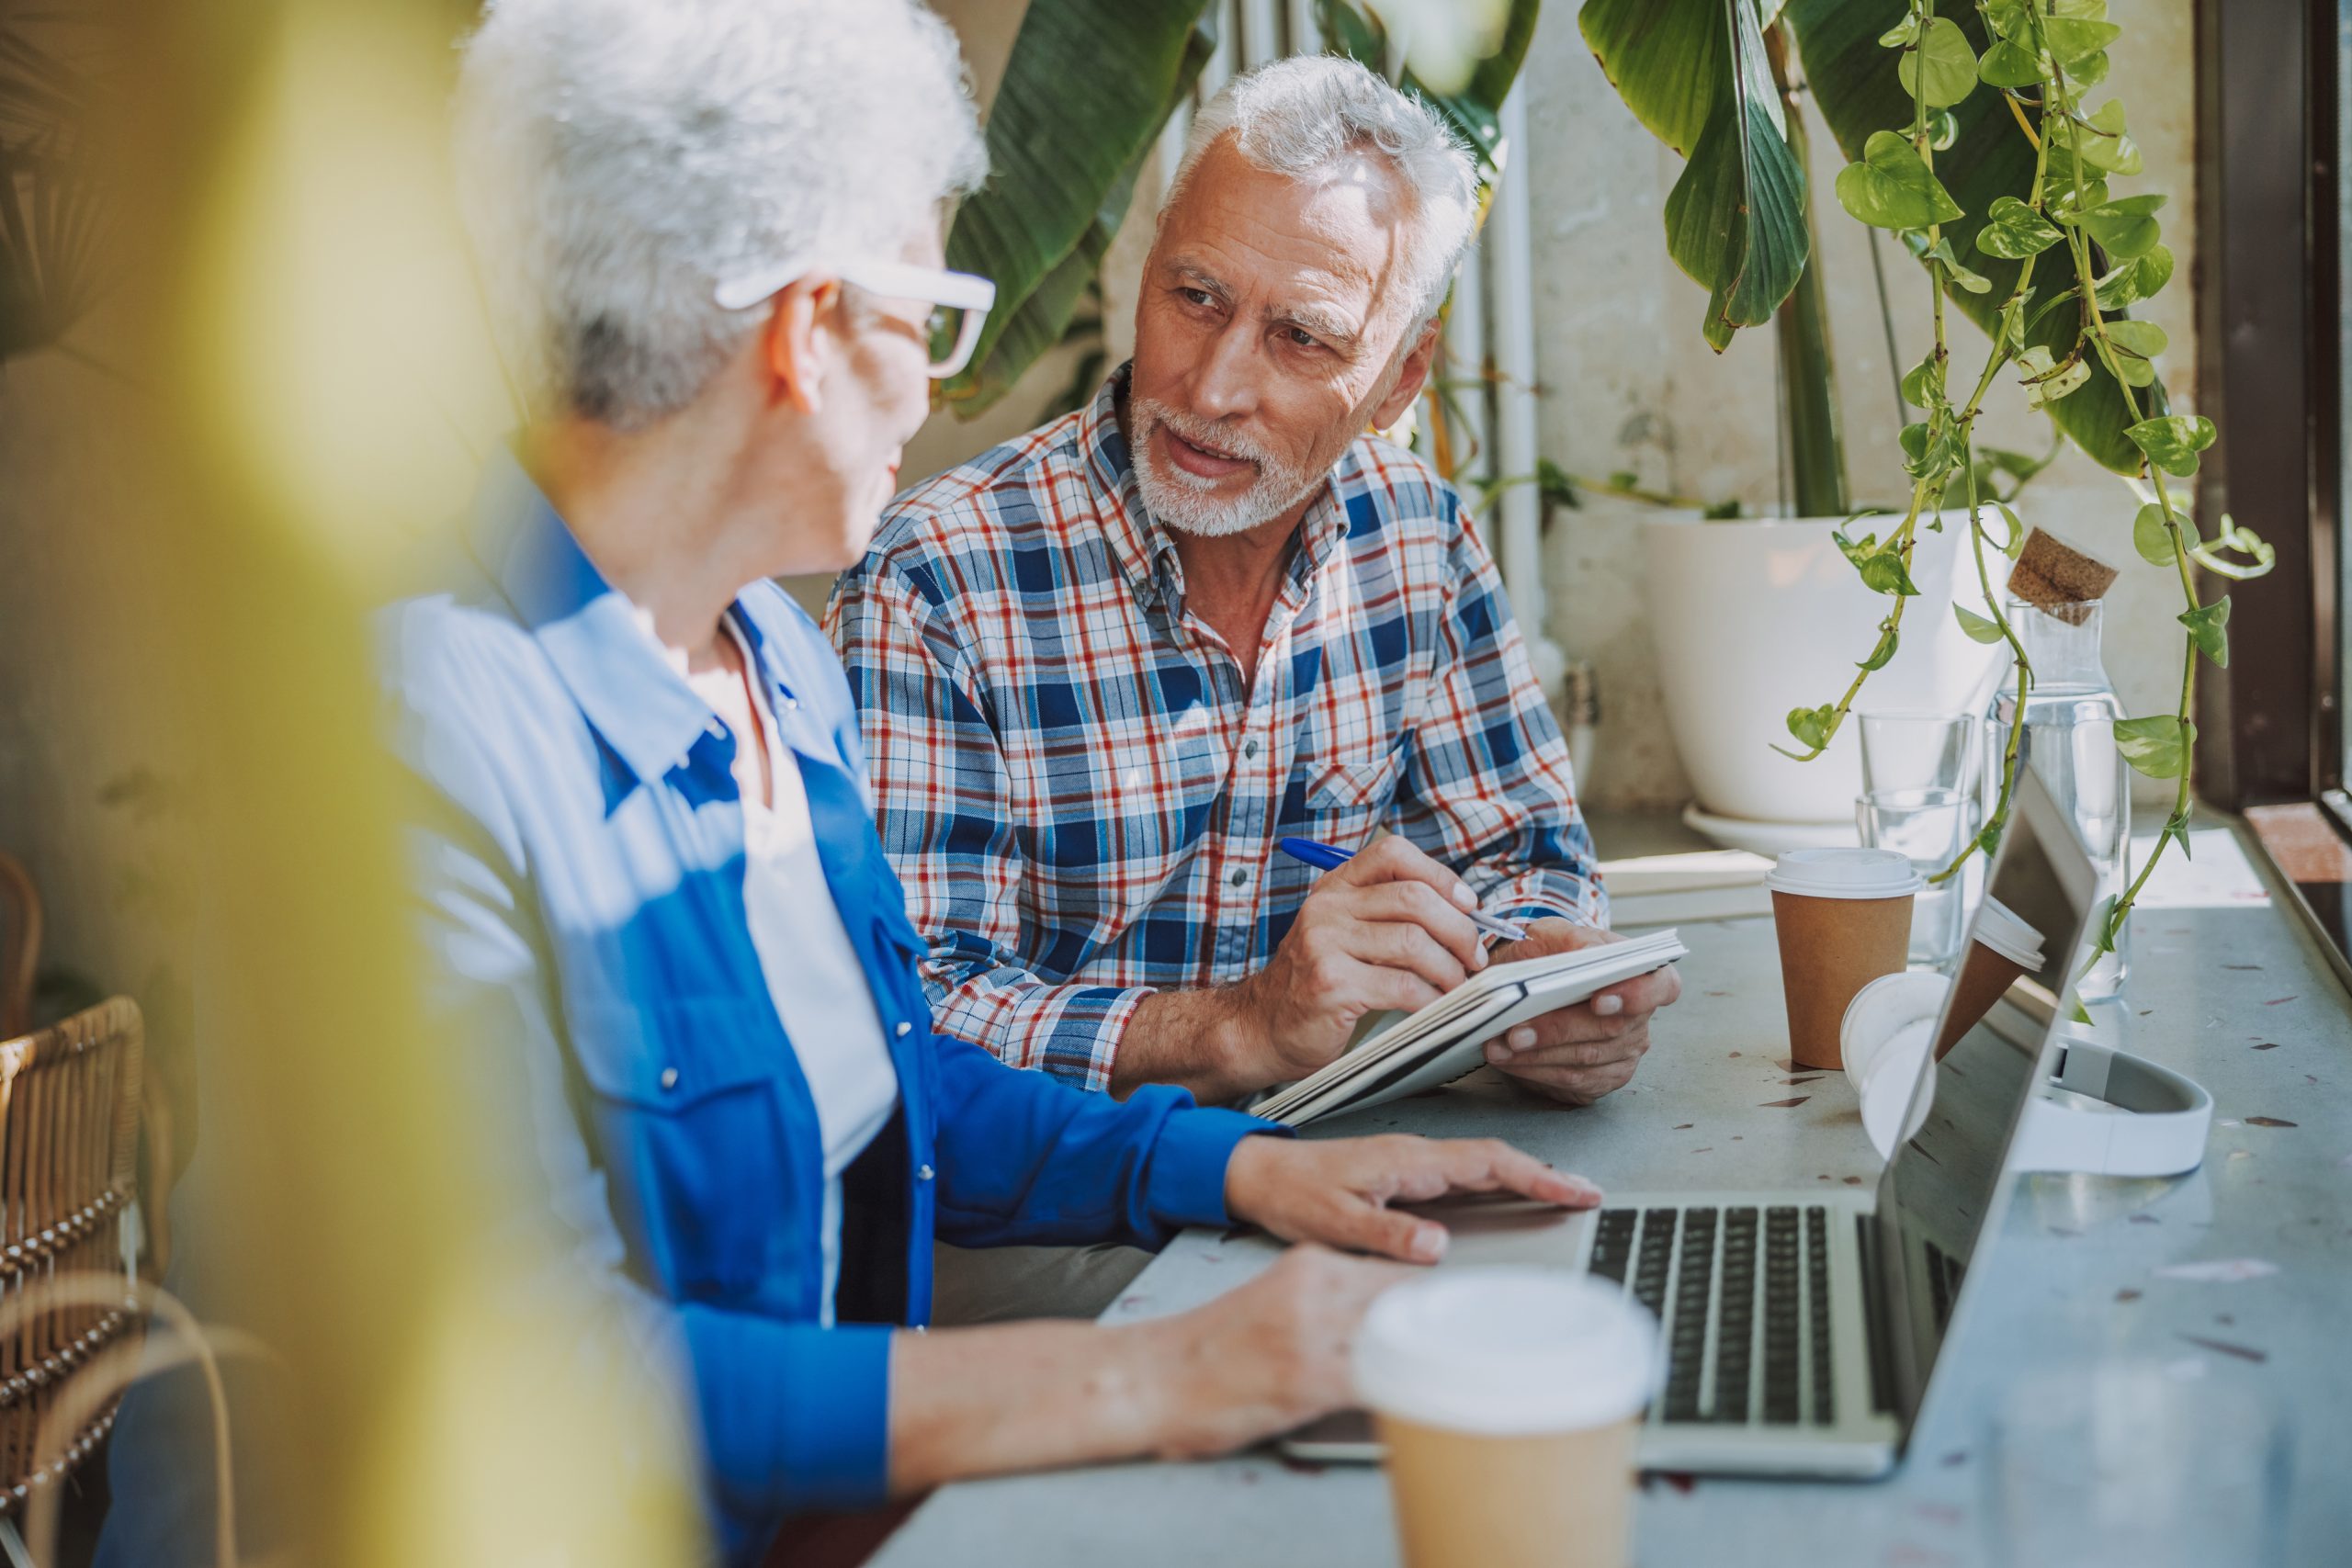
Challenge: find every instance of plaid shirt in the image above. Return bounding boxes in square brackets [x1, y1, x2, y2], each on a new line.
[826, 368, 1603, 1092]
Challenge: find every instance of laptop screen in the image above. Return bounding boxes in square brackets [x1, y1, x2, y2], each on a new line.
[1871, 768, 2101, 1428]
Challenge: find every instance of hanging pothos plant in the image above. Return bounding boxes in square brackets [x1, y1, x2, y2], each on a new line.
[1784, 0, 2276, 966]
[1589, 0, 2277, 964]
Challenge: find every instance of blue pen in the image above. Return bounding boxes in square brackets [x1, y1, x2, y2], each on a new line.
[1276, 836, 1528, 942]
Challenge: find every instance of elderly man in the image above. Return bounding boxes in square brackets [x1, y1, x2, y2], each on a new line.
[831, 52, 1680, 1125]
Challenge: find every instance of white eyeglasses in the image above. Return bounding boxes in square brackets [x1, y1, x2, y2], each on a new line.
[713, 256, 997, 379]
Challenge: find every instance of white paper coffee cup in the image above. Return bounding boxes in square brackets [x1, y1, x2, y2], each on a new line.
[1354, 1269, 1659, 1568]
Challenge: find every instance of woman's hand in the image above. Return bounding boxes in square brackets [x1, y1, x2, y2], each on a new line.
[1222, 1134, 1601, 1263]
[1125, 1244, 1412, 1459]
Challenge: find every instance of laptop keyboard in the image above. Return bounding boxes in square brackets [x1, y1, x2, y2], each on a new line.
[1589, 1204, 1837, 1427]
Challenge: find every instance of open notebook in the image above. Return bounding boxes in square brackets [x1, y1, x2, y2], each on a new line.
[1250, 930, 1689, 1127]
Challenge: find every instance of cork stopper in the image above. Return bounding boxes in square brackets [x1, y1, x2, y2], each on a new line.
[2007, 527, 2119, 625]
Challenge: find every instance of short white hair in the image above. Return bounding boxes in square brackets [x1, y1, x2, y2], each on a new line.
[454, 0, 987, 428]
[1167, 55, 1478, 331]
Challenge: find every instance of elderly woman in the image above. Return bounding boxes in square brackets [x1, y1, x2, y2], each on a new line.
[363, 0, 1605, 1560]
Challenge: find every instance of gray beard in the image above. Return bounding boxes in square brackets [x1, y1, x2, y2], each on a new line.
[1130, 400, 1326, 538]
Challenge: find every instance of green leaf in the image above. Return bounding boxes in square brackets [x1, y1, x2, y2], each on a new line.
[1877, 13, 1922, 48]
[1858, 625, 1900, 670]
[1589, 0, 1810, 350]
[1834, 129, 1966, 230]
[1580, 0, 1736, 157]
[1835, 527, 1922, 595]
[1955, 604, 2007, 643]
[1900, 355, 1942, 409]
[1784, 704, 1837, 752]
[2116, 715, 2193, 779]
[1923, 237, 1993, 292]
[1398, 0, 1542, 182]
[2073, 100, 2143, 175]
[2042, 16, 2121, 63]
[944, 0, 1216, 414]
[1975, 195, 2064, 259]
[2126, 413, 2217, 478]
[2189, 517, 2278, 581]
[1663, 6, 1812, 350]
[1977, 39, 2042, 88]
[2070, 49, 2112, 87]
[2094, 243, 2175, 310]
[1994, 501, 2026, 558]
[2132, 502, 2178, 567]
[1925, 108, 1961, 151]
[2082, 194, 2165, 259]
[1899, 17, 1979, 108]
[2179, 598, 2231, 668]
[1982, 0, 2035, 41]
[2102, 319, 2167, 387]
[2017, 344, 2090, 407]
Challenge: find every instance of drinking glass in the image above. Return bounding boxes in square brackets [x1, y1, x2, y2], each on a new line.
[1858, 711, 1980, 798]
[1856, 788, 1969, 964]
[1986, 1363, 2291, 1567]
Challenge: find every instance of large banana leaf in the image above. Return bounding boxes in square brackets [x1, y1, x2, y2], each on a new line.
[941, 0, 1215, 417]
[1585, 0, 1810, 352]
[1786, 0, 2150, 473]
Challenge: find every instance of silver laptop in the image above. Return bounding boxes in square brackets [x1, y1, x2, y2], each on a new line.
[1284, 767, 2099, 1477]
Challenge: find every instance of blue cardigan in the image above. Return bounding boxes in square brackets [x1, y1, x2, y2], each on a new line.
[380, 453, 1273, 1562]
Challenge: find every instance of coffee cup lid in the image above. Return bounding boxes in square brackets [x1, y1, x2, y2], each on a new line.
[1351, 1269, 1659, 1435]
[1765, 847, 1925, 900]
[1971, 896, 2045, 969]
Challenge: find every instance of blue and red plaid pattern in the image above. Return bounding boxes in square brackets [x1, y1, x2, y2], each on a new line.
[826, 367, 1604, 1092]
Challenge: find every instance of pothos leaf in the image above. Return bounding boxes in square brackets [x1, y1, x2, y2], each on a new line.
[1834, 130, 1965, 230]
[2082, 194, 2165, 259]
[2102, 319, 2167, 387]
[1923, 237, 1992, 292]
[2132, 502, 2178, 567]
[2116, 715, 2194, 779]
[2126, 413, 2217, 478]
[1784, 704, 1837, 752]
[1900, 355, 1943, 409]
[1898, 17, 1979, 108]
[2095, 243, 2176, 310]
[1978, 38, 2041, 88]
[2179, 598, 2231, 668]
[2017, 344, 2091, 407]
[1858, 625, 1900, 671]
[1975, 195, 2064, 260]
[1994, 501, 2026, 558]
[2189, 517, 2278, 581]
[1954, 604, 2008, 644]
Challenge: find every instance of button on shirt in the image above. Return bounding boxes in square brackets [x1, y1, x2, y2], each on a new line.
[827, 366, 1605, 1093]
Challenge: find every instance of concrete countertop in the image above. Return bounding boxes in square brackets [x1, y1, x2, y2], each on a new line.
[871, 813, 2351, 1567]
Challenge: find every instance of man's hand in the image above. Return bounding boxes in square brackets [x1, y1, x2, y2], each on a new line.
[1479, 919, 1681, 1105]
[1223, 1133, 1601, 1262]
[1225, 836, 1488, 1089]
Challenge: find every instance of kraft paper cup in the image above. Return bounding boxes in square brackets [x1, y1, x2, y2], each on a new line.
[1768, 849, 1923, 1070]
[1354, 1269, 1660, 1568]
[1933, 896, 2045, 1056]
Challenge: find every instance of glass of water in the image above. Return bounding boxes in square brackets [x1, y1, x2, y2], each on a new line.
[1859, 710, 1980, 798]
[1857, 788, 1970, 964]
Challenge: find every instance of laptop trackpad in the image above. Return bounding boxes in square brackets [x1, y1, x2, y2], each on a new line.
[1400, 1191, 1596, 1269]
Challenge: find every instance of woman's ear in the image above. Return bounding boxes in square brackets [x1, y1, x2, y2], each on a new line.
[761, 276, 842, 414]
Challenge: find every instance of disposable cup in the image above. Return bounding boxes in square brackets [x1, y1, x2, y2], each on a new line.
[1767, 849, 1922, 1070]
[1354, 1269, 1659, 1568]
[1933, 896, 2044, 1056]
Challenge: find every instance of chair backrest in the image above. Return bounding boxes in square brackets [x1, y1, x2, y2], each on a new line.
[0, 997, 144, 1515]
[0, 857, 38, 1041]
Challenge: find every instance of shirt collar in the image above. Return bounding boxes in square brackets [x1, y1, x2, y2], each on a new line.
[465, 446, 783, 787]
[1080, 362, 1358, 610]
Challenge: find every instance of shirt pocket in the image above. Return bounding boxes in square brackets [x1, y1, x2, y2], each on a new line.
[568, 996, 797, 1303]
[1303, 744, 1406, 848]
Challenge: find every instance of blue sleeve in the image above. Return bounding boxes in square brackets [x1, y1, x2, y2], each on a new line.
[927, 1035, 1287, 1248]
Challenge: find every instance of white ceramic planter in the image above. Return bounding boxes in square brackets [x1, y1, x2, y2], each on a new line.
[1642, 512, 2012, 827]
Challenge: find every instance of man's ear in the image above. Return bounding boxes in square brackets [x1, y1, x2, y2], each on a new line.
[761, 276, 842, 414]
[1370, 317, 1442, 431]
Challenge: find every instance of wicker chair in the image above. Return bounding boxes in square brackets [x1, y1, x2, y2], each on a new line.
[0, 997, 145, 1523]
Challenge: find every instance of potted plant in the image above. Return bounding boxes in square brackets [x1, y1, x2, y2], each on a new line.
[1589, 0, 2273, 953]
